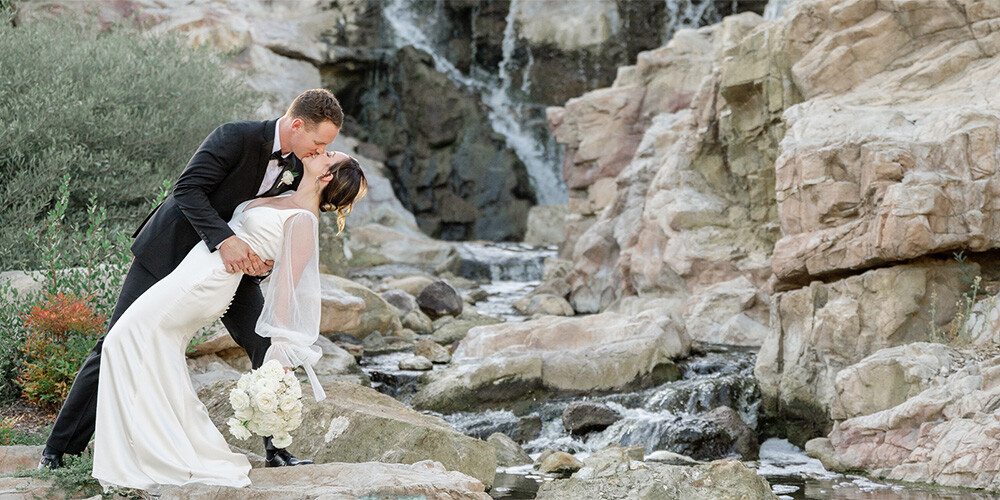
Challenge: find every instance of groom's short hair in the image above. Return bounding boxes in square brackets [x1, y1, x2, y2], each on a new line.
[287, 89, 344, 129]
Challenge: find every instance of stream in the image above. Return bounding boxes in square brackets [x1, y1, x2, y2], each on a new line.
[359, 242, 996, 500]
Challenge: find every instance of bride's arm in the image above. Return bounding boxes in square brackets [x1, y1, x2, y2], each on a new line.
[255, 212, 326, 400]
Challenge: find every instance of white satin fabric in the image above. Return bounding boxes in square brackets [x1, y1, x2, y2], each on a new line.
[93, 198, 325, 490]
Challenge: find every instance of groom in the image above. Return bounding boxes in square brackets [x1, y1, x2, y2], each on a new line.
[39, 89, 343, 469]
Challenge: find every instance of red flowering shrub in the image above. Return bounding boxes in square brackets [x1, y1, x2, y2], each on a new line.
[17, 293, 105, 410]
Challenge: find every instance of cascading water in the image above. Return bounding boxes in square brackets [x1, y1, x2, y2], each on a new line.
[382, 0, 567, 206]
[662, 0, 724, 42]
[764, 0, 794, 21]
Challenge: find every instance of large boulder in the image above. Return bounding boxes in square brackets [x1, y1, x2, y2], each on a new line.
[755, 260, 969, 437]
[831, 342, 961, 421]
[412, 313, 690, 412]
[345, 224, 457, 270]
[535, 446, 777, 500]
[0, 445, 44, 475]
[201, 380, 496, 488]
[821, 349, 1000, 490]
[317, 274, 400, 339]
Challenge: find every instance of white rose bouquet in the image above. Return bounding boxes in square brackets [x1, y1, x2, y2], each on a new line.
[227, 360, 304, 448]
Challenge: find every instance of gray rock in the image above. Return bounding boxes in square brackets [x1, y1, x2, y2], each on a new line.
[535, 451, 584, 477]
[415, 338, 452, 364]
[0, 445, 44, 475]
[399, 355, 433, 371]
[200, 380, 497, 488]
[515, 415, 543, 443]
[403, 308, 434, 334]
[431, 317, 502, 345]
[536, 456, 778, 500]
[382, 289, 418, 316]
[418, 280, 464, 319]
[703, 406, 758, 460]
[562, 401, 621, 435]
[487, 433, 532, 467]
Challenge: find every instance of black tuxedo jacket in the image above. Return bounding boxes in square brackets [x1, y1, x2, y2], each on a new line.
[130, 119, 303, 279]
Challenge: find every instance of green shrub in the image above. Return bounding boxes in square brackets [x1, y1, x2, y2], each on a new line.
[18, 293, 106, 410]
[0, 6, 259, 270]
[0, 174, 140, 404]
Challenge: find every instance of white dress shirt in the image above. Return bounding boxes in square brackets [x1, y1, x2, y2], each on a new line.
[257, 118, 291, 196]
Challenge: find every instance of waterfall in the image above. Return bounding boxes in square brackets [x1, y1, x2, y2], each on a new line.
[383, 0, 568, 206]
[763, 0, 793, 21]
[663, 0, 723, 43]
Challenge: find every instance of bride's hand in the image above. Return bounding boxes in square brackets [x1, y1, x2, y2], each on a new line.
[219, 236, 266, 274]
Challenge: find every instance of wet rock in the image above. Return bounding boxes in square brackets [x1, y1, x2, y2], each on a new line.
[381, 289, 418, 316]
[201, 380, 497, 488]
[403, 309, 434, 334]
[418, 280, 464, 319]
[562, 401, 621, 435]
[415, 338, 452, 364]
[399, 355, 433, 371]
[413, 313, 690, 412]
[536, 456, 777, 500]
[535, 451, 584, 477]
[312, 336, 367, 386]
[702, 406, 758, 460]
[488, 433, 532, 467]
[515, 415, 543, 444]
[328, 333, 364, 359]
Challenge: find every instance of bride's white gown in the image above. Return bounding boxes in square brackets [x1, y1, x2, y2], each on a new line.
[93, 198, 326, 490]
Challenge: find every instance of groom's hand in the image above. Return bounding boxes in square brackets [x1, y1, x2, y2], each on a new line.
[219, 236, 267, 275]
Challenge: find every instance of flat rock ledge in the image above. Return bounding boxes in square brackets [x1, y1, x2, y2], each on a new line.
[0, 459, 489, 499]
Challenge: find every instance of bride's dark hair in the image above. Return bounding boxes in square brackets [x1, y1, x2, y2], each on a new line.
[320, 156, 367, 234]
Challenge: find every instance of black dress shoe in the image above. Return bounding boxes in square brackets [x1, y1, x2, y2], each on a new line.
[263, 436, 313, 467]
[264, 448, 313, 468]
[38, 453, 64, 470]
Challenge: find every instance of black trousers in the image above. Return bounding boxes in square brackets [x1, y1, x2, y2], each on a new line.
[44, 260, 269, 456]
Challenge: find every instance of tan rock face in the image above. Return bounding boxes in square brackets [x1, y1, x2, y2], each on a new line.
[825, 350, 1000, 490]
[755, 260, 969, 430]
[771, 0, 1000, 283]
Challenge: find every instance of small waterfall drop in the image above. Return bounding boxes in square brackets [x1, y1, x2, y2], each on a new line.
[662, 0, 724, 43]
[764, 0, 793, 21]
[383, 0, 568, 206]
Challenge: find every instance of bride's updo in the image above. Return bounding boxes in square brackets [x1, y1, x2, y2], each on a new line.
[320, 155, 368, 234]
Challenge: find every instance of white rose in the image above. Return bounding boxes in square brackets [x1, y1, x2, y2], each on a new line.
[279, 170, 295, 186]
[246, 419, 262, 435]
[261, 360, 284, 378]
[255, 377, 280, 395]
[229, 390, 251, 410]
[236, 375, 252, 392]
[228, 418, 251, 440]
[253, 390, 278, 413]
[235, 407, 254, 421]
[279, 394, 299, 412]
[288, 382, 302, 398]
[283, 371, 297, 386]
[271, 433, 293, 449]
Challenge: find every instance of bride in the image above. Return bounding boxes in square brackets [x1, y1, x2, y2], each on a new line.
[92, 151, 368, 490]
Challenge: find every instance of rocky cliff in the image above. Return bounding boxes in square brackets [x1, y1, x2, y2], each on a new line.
[542, 0, 1000, 489]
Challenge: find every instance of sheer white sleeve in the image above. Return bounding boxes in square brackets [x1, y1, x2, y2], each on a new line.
[256, 211, 326, 401]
